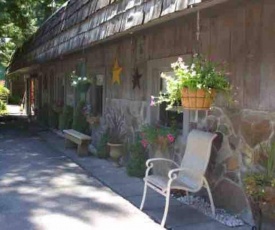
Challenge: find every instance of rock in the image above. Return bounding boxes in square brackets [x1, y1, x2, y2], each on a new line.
[228, 135, 240, 150]
[209, 107, 223, 117]
[218, 124, 230, 135]
[207, 164, 225, 186]
[216, 138, 233, 164]
[213, 178, 249, 214]
[226, 155, 240, 171]
[225, 172, 240, 184]
[224, 108, 241, 134]
[241, 117, 272, 148]
[205, 116, 218, 132]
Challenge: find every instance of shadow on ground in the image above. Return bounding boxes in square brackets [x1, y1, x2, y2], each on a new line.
[0, 117, 158, 230]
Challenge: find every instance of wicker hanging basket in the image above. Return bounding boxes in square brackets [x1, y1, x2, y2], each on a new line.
[181, 88, 216, 110]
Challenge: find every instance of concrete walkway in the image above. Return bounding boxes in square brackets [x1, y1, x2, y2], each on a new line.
[0, 119, 162, 230]
[0, 118, 251, 230]
[38, 130, 251, 230]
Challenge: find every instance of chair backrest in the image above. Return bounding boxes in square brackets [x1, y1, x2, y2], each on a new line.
[178, 130, 217, 191]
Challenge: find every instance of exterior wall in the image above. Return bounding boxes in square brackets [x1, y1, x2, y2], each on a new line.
[32, 0, 275, 224]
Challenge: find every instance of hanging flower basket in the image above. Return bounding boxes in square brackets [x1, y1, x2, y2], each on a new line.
[151, 55, 230, 111]
[181, 88, 216, 110]
[77, 82, 90, 92]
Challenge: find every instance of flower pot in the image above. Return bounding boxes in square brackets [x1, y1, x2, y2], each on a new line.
[181, 88, 216, 110]
[86, 116, 100, 126]
[107, 142, 124, 166]
[77, 83, 90, 92]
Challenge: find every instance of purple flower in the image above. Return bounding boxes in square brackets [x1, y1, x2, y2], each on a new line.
[150, 96, 156, 106]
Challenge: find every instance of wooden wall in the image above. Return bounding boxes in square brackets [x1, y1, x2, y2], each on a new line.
[39, 0, 275, 112]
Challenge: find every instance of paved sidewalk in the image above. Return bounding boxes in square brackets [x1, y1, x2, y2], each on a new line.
[0, 120, 162, 230]
[38, 130, 251, 230]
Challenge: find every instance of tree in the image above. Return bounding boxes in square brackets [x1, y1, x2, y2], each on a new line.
[0, 0, 66, 68]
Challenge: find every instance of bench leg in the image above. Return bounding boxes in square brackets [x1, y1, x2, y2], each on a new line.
[77, 143, 89, 157]
[65, 139, 75, 149]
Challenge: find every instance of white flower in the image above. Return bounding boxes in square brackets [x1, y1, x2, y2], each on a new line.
[83, 77, 87, 80]
[191, 64, 195, 69]
[191, 71, 197, 77]
[171, 62, 178, 69]
[78, 77, 81, 80]
[160, 73, 166, 78]
[73, 81, 77, 85]
[179, 63, 188, 70]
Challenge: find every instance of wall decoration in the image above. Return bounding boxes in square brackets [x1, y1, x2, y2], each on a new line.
[132, 67, 142, 89]
[112, 59, 122, 85]
[96, 74, 104, 86]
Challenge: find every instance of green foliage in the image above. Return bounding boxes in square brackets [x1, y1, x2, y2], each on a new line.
[127, 140, 147, 178]
[260, 142, 275, 179]
[244, 173, 275, 202]
[8, 95, 21, 104]
[97, 132, 110, 159]
[244, 143, 275, 203]
[39, 103, 49, 126]
[0, 85, 9, 96]
[48, 108, 58, 129]
[0, 100, 7, 115]
[140, 124, 177, 150]
[58, 105, 73, 130]
[72, 101, 89, 134]
[0, 0, 66, 68]
[154, 55, 230, 110]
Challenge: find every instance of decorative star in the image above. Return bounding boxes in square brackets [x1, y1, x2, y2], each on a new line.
[112, 59, 122, 84]
[132, 67, 142, 89]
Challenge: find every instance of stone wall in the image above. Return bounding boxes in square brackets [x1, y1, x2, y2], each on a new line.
[169, 106, 275, 225]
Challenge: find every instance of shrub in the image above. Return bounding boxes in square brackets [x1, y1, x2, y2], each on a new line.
[48, 108, 59, 129]
[105, 107, 127, 144]
[126, 139, 147, 178]
[0, 86, 9, 96]
[8, 95, 21, 105]
[72, 100, 89, 134]
[97, 132, 109, 159]
[58, 105, 73, 130]
[39, 103, 49, 125]
[0, 100, 7, 115]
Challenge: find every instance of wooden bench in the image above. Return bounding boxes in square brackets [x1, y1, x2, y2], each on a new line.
[63, 129, 91, 156]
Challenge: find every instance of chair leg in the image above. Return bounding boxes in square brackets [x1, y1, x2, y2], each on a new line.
[186, 191, 190, 203]
[161, 189, 171, 227]
[204, 178, 215, 216]
[140, 182, 148, 210]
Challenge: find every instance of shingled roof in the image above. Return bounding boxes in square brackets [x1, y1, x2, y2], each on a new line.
[10, 0, 205, 73]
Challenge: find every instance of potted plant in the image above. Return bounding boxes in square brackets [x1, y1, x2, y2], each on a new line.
[140, 124, 177, 151]
[154, 55, 230, 110]
[126, 135, 147, 178]
[140, 124, 177, 176]
[244, 142, 275, 228]
[70, 71, 91, 92]
[105, 108, 127, 166]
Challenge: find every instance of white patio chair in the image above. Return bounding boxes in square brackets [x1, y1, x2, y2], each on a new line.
[140, 129, 217, 227]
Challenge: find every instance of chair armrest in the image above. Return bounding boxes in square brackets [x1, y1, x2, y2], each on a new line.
[146, 158, 180, 168]
[168, 167, 203, 180]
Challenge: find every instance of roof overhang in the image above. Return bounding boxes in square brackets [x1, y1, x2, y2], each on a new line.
[7, 64, 40, 77]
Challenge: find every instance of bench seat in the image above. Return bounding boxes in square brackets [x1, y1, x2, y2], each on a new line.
[63, 129, 91, 156]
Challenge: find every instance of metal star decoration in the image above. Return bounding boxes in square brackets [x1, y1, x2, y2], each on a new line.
[132, 67, 142, 89]
[112, 59, 122, 85]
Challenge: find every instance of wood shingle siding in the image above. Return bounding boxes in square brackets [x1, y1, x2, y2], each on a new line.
[10, 0, 203, 72]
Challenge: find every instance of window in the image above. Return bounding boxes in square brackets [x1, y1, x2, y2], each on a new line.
[95, 74, 104, 116]
[159, 71, 183, 128]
